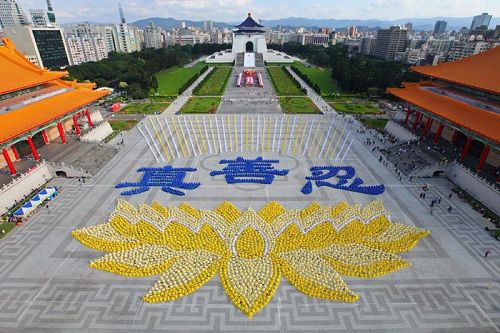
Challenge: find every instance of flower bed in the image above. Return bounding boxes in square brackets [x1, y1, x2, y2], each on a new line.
[72, 199, 429, 318]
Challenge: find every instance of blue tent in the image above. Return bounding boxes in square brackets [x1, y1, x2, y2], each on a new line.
[13, 187, 57, 217]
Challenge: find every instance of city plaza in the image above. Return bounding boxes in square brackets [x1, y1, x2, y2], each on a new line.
[0, 14, 498, 333]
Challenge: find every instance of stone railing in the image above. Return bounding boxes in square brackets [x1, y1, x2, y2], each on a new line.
[447, 161, 500, 216]
[0, 161, 54, 215]
[384, 120, 418, 142]
[80, 121, 113, 142]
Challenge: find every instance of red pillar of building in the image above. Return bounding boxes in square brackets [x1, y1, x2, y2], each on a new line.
[451, 129, 458, 144]
[86, 109, 94, 127]
[41, 129, 50, 144]
[27, 136, 40, 161]
[2, 148, 16, 175]
[434, 123, 444, 144]
[476, 145, 490, 172]
[57, 122, 67, 144]
[73, 115, 81, 135]
[460, 137, 473, 161]
[404, 110, 410, 126]
[423, 117, 433, 136]
[11, 145, 19, 160]
[412, 112, 421, 131]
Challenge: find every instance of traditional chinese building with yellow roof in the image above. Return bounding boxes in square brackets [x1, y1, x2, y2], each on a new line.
[0, 38, 112, 175]
[387, 46, 500, 182]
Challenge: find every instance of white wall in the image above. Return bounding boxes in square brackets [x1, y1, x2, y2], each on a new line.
[0, 162, 54, 215]
[447, 162, 500, 216]
[384, 120, 418, 142]
[80, 122, 113, 142]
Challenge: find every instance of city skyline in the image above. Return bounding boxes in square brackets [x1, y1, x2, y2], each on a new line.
[20, 0, 500, 24]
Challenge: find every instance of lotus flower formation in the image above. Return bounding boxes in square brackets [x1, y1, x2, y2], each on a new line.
[72, 199, 429, 318]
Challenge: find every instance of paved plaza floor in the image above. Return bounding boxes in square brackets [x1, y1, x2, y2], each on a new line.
[218, 67, 282, 115]
[0, 114, 498, 332]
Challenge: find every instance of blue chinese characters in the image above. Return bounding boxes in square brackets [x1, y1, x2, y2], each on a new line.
[115, 166, 200, 196]
[210, 156, 289, 184]
[301, 166, 385, 196]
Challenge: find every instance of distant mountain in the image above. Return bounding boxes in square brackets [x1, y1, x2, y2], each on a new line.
[132, 16, 500, 32]
[259, 16, 500, 31]
[132, 17, 233, 30]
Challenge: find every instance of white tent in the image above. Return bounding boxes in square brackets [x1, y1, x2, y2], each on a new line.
[13, 187, 57, 217]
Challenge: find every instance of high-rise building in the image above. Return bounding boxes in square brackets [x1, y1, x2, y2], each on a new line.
[348, 25, 358, 38]
[63, 23, 109, 65]
[203, 20, 213, 31]
[29, 0, 56, 28]
[374, 26, 408, 61]
[94, 25, 116, 53]
[0, 0, 29, 28]
[30, 9, 50, 28]
[433, 20, 447, 35]
[359, 36, 376, 55]
[470, 12, 492, 30]
[66, 35, 107, 65]
[45, 0, 56, 24]
[144, 22, 163, 49]
[180, 21, 186, 29]
[112, 5, 141, 53]
[404, 22, 413, 32]
[3, 26, 70, 68]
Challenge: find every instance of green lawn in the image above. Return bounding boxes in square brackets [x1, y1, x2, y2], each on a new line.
[332, 102, 380, 114]
[360, 118, 388, 130]
[122, 102, 169, 114]
[194, 61, 233, 67]
[155, 66, 205, 96]
[180, 97, 221, 114]
[323, 94, 357, 102]
[193, 67, 232, 96]
[268, 67, 304, 96]
[293, 63, 340, 95]
[106, 120, 139, 142]
[280, 97, 321, 114]
[0, 220, 16, 240]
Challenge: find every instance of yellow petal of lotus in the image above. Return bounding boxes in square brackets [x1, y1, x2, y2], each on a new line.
[90, 244, 177, 276]
[362, 223, 430, 254]
[179, 202, 201, 219]
[225, 209, 275, 256]
[300, 202, 322, 219]
[214, 201, 241, 222]
[319, 243, 410, 278]
[258, 201, 286, 223]
[277, 249, 359, 302]
[143, 250, 220, 303]
[234, 226, 267, 259]
[72, 223, 139, 252]
[150, 201, 170, 218]
[220, 257, 280, 318]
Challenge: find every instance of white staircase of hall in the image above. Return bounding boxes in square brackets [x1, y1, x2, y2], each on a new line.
[244, 52, 255, 68]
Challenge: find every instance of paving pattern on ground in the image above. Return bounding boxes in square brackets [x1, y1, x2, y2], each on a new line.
[0, 115, 498, 332]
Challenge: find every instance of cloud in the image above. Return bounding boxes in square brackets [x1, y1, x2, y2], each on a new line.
[22, 0, 500, 23]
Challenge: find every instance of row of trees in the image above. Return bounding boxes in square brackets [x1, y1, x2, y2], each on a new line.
[67, 43, 230, 99]
[269, 43, 419, 95]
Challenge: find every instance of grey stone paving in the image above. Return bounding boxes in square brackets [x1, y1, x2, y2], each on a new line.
[218, 67, 282, 114]
[0, 113, 499, 332]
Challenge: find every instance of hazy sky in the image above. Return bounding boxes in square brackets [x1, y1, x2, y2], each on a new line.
[22, 0, 499, 23]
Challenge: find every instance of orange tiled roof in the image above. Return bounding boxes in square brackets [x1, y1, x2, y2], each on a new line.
[0, 37, 111, 145]
[387, 83, 500, 144]
[0, 37, 68, 95]
[411, 46, 500, 95]
[0, 86, 109, 144]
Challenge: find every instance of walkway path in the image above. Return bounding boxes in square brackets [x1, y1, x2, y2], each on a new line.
[286, 67, 336, 115]
[217, 66, 281, 114]
[162, 67, 215, 115]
